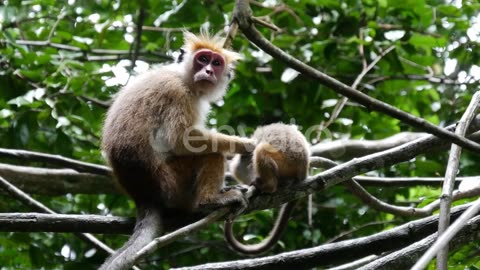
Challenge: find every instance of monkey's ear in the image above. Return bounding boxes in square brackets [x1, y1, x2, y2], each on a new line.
[177, 48, 185, 63]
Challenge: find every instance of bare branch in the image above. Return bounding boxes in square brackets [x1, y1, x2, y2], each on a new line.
[322, 45, 396, 131]
[131, 7, 146, 69]
[232, 0, 480, 153]
[0, 163, 117, 195]
[311, 132, 427, 160]
[413, 198, 480, 270]
[8, 40, 172, 60]
[310, 157, 480, 218]
[0, 213, 134, 234]
[437, 91, 480, 269]
[141, 26, 185, 32]
[358, 215, 480, 270]
[0, 148, 111, 176]
[223, 22, 239, 49]
[351, 176, 465, 187]
[363, 74, 480, 87]
[171, 203, 477, 270]
[0, 175, 114, 255]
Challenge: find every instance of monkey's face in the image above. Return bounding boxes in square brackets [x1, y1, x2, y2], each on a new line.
[192, 49, 226, 86]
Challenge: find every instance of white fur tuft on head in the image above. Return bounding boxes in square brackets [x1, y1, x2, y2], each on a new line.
[182, 29, 242, 64]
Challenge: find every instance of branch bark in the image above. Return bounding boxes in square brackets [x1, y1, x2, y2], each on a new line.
[172, 203, 478, 270]
[436, 91, 480, 268]
[311, 132, 426, 160]
[0, 163, 117, 195]
[0, 213, 134, 234]
[0, 148, 111, 176]
[358, 215, 480, 270]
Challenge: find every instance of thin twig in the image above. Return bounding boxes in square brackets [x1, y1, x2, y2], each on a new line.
[46, 7, 66, 43]
[9, 40, 172, 60]
[131, 7, 146, 70]
[436, 91, 480, 269]
[251, 16, 281, 32]
[141, 26, 185, 32]
[223, 21, 239, 49]
[321, 45, 395, 131]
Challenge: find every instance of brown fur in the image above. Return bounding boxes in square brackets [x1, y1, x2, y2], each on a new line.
[100, 31, 253, 270]
[226, 123, 310, 255]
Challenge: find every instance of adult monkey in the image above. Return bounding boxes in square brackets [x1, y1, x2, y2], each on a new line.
[100, 30, 254, 270]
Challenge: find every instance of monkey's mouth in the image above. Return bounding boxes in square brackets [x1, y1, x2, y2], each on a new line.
[194, 74, 217, 84]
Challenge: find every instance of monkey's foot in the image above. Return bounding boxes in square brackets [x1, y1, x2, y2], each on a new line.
[198, 189, 248, 217]
[221, 184, 249, 193]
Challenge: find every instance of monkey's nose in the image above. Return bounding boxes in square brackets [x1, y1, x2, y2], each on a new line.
[206, 69, 213, 75]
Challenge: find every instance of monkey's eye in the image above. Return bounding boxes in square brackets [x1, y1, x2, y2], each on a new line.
[198, 55, 209, 63]
[212, 59, 221, 66]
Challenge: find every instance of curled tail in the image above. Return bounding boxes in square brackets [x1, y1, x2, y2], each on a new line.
[224, 201, 297, 255]
[99, 204, 163, 270]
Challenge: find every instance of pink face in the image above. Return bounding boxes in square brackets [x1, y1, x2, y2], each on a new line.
[192, 49, 226, 85]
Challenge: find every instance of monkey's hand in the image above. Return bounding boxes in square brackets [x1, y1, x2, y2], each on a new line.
[238, 138, 256, 154]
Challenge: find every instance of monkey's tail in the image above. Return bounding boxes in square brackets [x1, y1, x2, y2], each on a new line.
[224, 200, 298, 255]
[99, 203, 163, 270]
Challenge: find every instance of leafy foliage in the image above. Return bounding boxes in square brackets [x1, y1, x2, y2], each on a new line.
[0, 0, 479, 269]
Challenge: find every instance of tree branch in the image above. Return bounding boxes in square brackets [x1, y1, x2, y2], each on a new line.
[0, 148, 111, 176]
[0, 163, 117, 195]
[437, 91, 480, 269]
[0, 175, 115, 255]
[358, 216, 480, 270]
[322, 45, 396, 131]
[232, 0, 480, 153]
[171, 203, 477, 270]
[310, 157, 480, 218]
[413, 199, 480, 270]
[311, 132, 427, 160]
[8, 40, 172, 61]
[0, 213, 134, 234]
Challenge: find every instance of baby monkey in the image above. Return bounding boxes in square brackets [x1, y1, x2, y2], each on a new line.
[225, 123, 310, 255]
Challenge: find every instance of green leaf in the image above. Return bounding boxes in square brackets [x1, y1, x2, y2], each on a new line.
[409, 33, 447, 48]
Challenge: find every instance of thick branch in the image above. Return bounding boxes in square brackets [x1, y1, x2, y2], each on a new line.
[172, 203, 476, 270]
[0, 175, 115, 255]
[0, 206, 476, 269]
[0, 213, 134, 234]
[232, 0, 480, 153]
[0, 212, 205, 234]
[413, 198, 480, 270]
[358, 216, 480, 270]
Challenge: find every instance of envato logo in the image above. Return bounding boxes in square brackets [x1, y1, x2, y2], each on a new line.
[150, 120, 345, 157]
